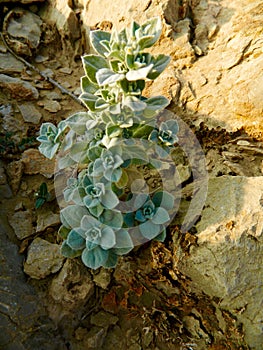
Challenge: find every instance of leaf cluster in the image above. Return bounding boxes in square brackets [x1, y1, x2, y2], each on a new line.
[37, 18, 179, 269]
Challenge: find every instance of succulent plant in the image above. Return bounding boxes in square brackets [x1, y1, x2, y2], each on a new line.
[37, 17, 179, 269]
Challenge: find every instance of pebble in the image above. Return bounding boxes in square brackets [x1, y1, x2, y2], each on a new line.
[36, 210, 60, 232]
[237, 140, 250, 146]
[24, 238, 65, 279]
[43, 100, 61, 113]
[42, 68, 55, 78]
[18, 103, 42, 124]
[8, 210, 33, 240]
[59, 67, 73, 74]
[61, 81, 72, 89]
[46, 91, 62, 100]
[35, 54, 49, 63]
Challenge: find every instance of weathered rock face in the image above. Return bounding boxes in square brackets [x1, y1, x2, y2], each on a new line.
[175, 176, 263, 349]
[41, 0, 263, 139]
[178, 0, 263, 139]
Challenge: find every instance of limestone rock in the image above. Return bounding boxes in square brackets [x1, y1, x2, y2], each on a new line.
[92, 268, 112, 289]
[177, 0, 263, 139]
[0, 53, 25, 73]
[39, 0, 81, 56]
[36, 210, 60, 233]
[0, 74, 39, 100]
[18, 103, 42, 124]
[49, 259, 94, 310]
[8, 210, 33, 240]
[22, 148, 55, 178]
[43, 100, 61, 113]
[24, 238, 64, 279]
[176, 176, 263, 349]
[3, 8, 42, 56]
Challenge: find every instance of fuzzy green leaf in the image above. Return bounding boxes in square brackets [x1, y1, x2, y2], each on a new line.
[147, 55, 171, 80]
[60, 205, 89, 229]
[66, 112, 90, 135]
[96, 68, 125, 86]
[90, 30, 111, 56]
[61, 241, 82, 258]
[82, 55, 109, 84]
[81, 246, 109, 269]
[81, 76, 98, 94]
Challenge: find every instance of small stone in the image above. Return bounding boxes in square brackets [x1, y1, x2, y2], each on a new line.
[14, 202, 24, 211]
[237, 140, 250, 146]
[0, 53, 25, 73]
[61, 81, 72, 89]
[73, 87, 82, 96]
[24, 238, 64, 279]
[8, 210, 33, 240]
[46, 91, 62, 101]
[42, 68, 55, 78]
[49, 259, 94, 310]
[18, 103, 42, 124]
[83, 327, 107, 349]
[0, 74, 39, 100]
[6, 160, 24, 194]
[58, 67, 72, 74]
[90, 311, 118, 328]
[34, 81, 53, 90]
[35, 55, 49, 63]
[92, 268, 112, 289]
[22, 148, 55, 178]
[43, 100, 61, 113]
[36, 210, 60, 232]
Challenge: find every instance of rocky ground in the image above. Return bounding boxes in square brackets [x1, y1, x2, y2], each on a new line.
[0, 1, 262, 349]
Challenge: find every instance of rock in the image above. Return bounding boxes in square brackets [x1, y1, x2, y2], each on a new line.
[0, 53, 25, 73]
[92, 268, 112, 289]
[43, 100, 61, 113]
[176, 176, 263, 349]
[18, 103, 42, 124]
[24, 238, 64, 279]
[58, 67, 72, 74]
[49, 259, 94, 310]
[22, 148, 55, 178]
[6, 160, 24, 194]
[39, 1, 81, 57]
[177, 0, 263, 139]
[36, 210, 60, 232]
[0, 220, 67, 350]
[8, 210, 33, 240]
[0, 74, 39, 100]
[46, 91, 62, 100]
[90, 311, 118, 328]
[3, 8, 42, 56]
[76, 326, 107, 349]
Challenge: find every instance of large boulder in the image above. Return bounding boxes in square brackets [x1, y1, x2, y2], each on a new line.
[175, 176, 263, 349]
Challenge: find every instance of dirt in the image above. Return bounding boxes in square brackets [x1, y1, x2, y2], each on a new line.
[0, 2, 262, 350]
